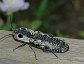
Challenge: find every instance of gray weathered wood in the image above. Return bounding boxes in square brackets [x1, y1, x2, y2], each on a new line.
[0, 30, 84, 64]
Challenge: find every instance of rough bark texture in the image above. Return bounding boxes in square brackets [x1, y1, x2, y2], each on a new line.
[0, 30, 84, 64]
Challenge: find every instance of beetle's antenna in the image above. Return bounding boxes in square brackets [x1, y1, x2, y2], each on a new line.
[0, 34, 12, 41]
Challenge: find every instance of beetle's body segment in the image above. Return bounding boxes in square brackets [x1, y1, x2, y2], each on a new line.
[12, 27, 69, 53]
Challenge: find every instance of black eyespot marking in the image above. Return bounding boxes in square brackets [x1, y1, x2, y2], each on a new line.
[18, 33, 23, 38]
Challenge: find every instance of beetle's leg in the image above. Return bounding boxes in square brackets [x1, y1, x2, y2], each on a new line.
[50, 50, 58, 58]
[13, 43, 26, 51]
[29, 45, 38, 60]
[42, 46, 58, 58]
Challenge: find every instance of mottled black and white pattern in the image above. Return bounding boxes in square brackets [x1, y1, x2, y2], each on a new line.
[12, 27, 69, 53]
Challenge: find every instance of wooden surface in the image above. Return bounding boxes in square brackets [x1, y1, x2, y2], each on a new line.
[0, 30, 84, 64]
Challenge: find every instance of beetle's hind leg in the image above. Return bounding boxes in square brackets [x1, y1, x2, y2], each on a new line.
[50, 50, 58, 58]
[42, 46, 58, 58]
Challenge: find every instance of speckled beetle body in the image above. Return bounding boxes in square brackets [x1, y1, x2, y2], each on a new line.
[32, 31, 69, 53]
[12, 27, 69, 53]
[0, 27, 69, 60]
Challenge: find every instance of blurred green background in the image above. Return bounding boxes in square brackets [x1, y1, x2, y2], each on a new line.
[0, 0, 84, 39]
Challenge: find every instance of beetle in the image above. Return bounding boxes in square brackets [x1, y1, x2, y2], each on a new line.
[0, 27, 69, 60]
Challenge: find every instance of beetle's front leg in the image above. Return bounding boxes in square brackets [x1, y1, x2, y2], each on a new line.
[13, 43, 27, 51]
[29, 45, 38, 60]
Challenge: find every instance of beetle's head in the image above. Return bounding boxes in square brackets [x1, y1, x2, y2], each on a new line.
[12, 27, 34, 43]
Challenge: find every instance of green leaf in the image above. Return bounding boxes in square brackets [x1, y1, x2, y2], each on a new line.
[12, 23, 17, 29]
[35, 0, 49, 19]
[78, 31, 84, 38]
[56, 30, 63, 37]
[0, 22, 17, 30]
[1, 24, 11, 30]
[30, 20, 42, 30]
